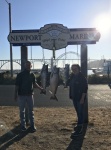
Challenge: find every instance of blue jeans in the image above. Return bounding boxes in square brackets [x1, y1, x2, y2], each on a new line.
[72, 99, 84, 125]
[18, 95, 34, 127]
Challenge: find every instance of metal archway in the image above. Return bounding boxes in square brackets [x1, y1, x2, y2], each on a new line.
[0, 61, 21, 69]
[55, 51, 80, 66]
[56, 51, 80, 60]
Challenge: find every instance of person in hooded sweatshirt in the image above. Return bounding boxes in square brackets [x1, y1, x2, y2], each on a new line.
[69, 64, 88, 137]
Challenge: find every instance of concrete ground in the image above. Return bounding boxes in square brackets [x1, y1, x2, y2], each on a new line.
[0, 84, 111, 107]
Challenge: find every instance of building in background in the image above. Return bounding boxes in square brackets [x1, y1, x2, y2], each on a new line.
[103, 60, 111, 75]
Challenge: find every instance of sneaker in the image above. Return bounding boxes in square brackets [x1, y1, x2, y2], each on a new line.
[26, 121, 30, 126]
[70, 130, 83, 138]
[30, 126, 37, 132]
[74, 125, 78, 131]
[71, 125, 83, 138]
[21, 126, 27, 132]
[74, 124, 83, 131]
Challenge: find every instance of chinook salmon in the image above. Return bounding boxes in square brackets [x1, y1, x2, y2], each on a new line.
[49, 65, 59, 101]
[63, 64, 70, 88]
[40, 64, 48, 94]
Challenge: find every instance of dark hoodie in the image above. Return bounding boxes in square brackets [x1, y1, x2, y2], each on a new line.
[69, 72, 88, 101]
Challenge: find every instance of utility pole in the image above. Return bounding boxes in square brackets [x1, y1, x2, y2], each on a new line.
[5, 0, 13, 77]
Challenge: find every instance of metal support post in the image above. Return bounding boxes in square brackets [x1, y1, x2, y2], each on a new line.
[81, 44, 88, 123]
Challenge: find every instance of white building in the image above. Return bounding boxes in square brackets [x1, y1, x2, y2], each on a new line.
[103, 60, 111, 75]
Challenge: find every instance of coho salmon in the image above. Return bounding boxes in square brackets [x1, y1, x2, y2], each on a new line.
[40, 64, 48, 94]
[49, 65, 59, 101]
[63, 64, 70, 88]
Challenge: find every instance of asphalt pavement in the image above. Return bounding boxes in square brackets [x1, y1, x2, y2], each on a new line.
[0, 85, 111, 107]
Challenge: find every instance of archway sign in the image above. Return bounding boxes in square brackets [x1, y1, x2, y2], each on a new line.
[8, 23, 100, 49]
[8, 23, 101, 123]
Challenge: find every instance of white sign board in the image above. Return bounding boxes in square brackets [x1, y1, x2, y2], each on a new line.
[39, 24, 70, 50]
[8, 24, 100, 50]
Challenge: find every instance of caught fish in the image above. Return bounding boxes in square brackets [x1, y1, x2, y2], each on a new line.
[40, 64, 48, 94]
[49, 65, 59, 101]
[63, 64, 70, 88]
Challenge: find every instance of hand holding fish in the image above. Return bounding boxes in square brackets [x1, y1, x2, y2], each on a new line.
[40, 64, 48, 94]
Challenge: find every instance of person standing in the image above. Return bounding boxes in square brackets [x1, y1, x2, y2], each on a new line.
[69, 64, 88, 136]
[14, 61, 45, 132]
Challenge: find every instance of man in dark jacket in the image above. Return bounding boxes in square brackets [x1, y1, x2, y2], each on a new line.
[69, 64, 88, 136]
[14, 61, 45, 132]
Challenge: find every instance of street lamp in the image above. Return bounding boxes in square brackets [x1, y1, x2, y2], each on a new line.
[5, 0, 13, 77]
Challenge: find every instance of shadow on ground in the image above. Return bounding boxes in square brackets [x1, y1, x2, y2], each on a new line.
[66, 124, 88, 150]
[0, 125, 31, 150]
